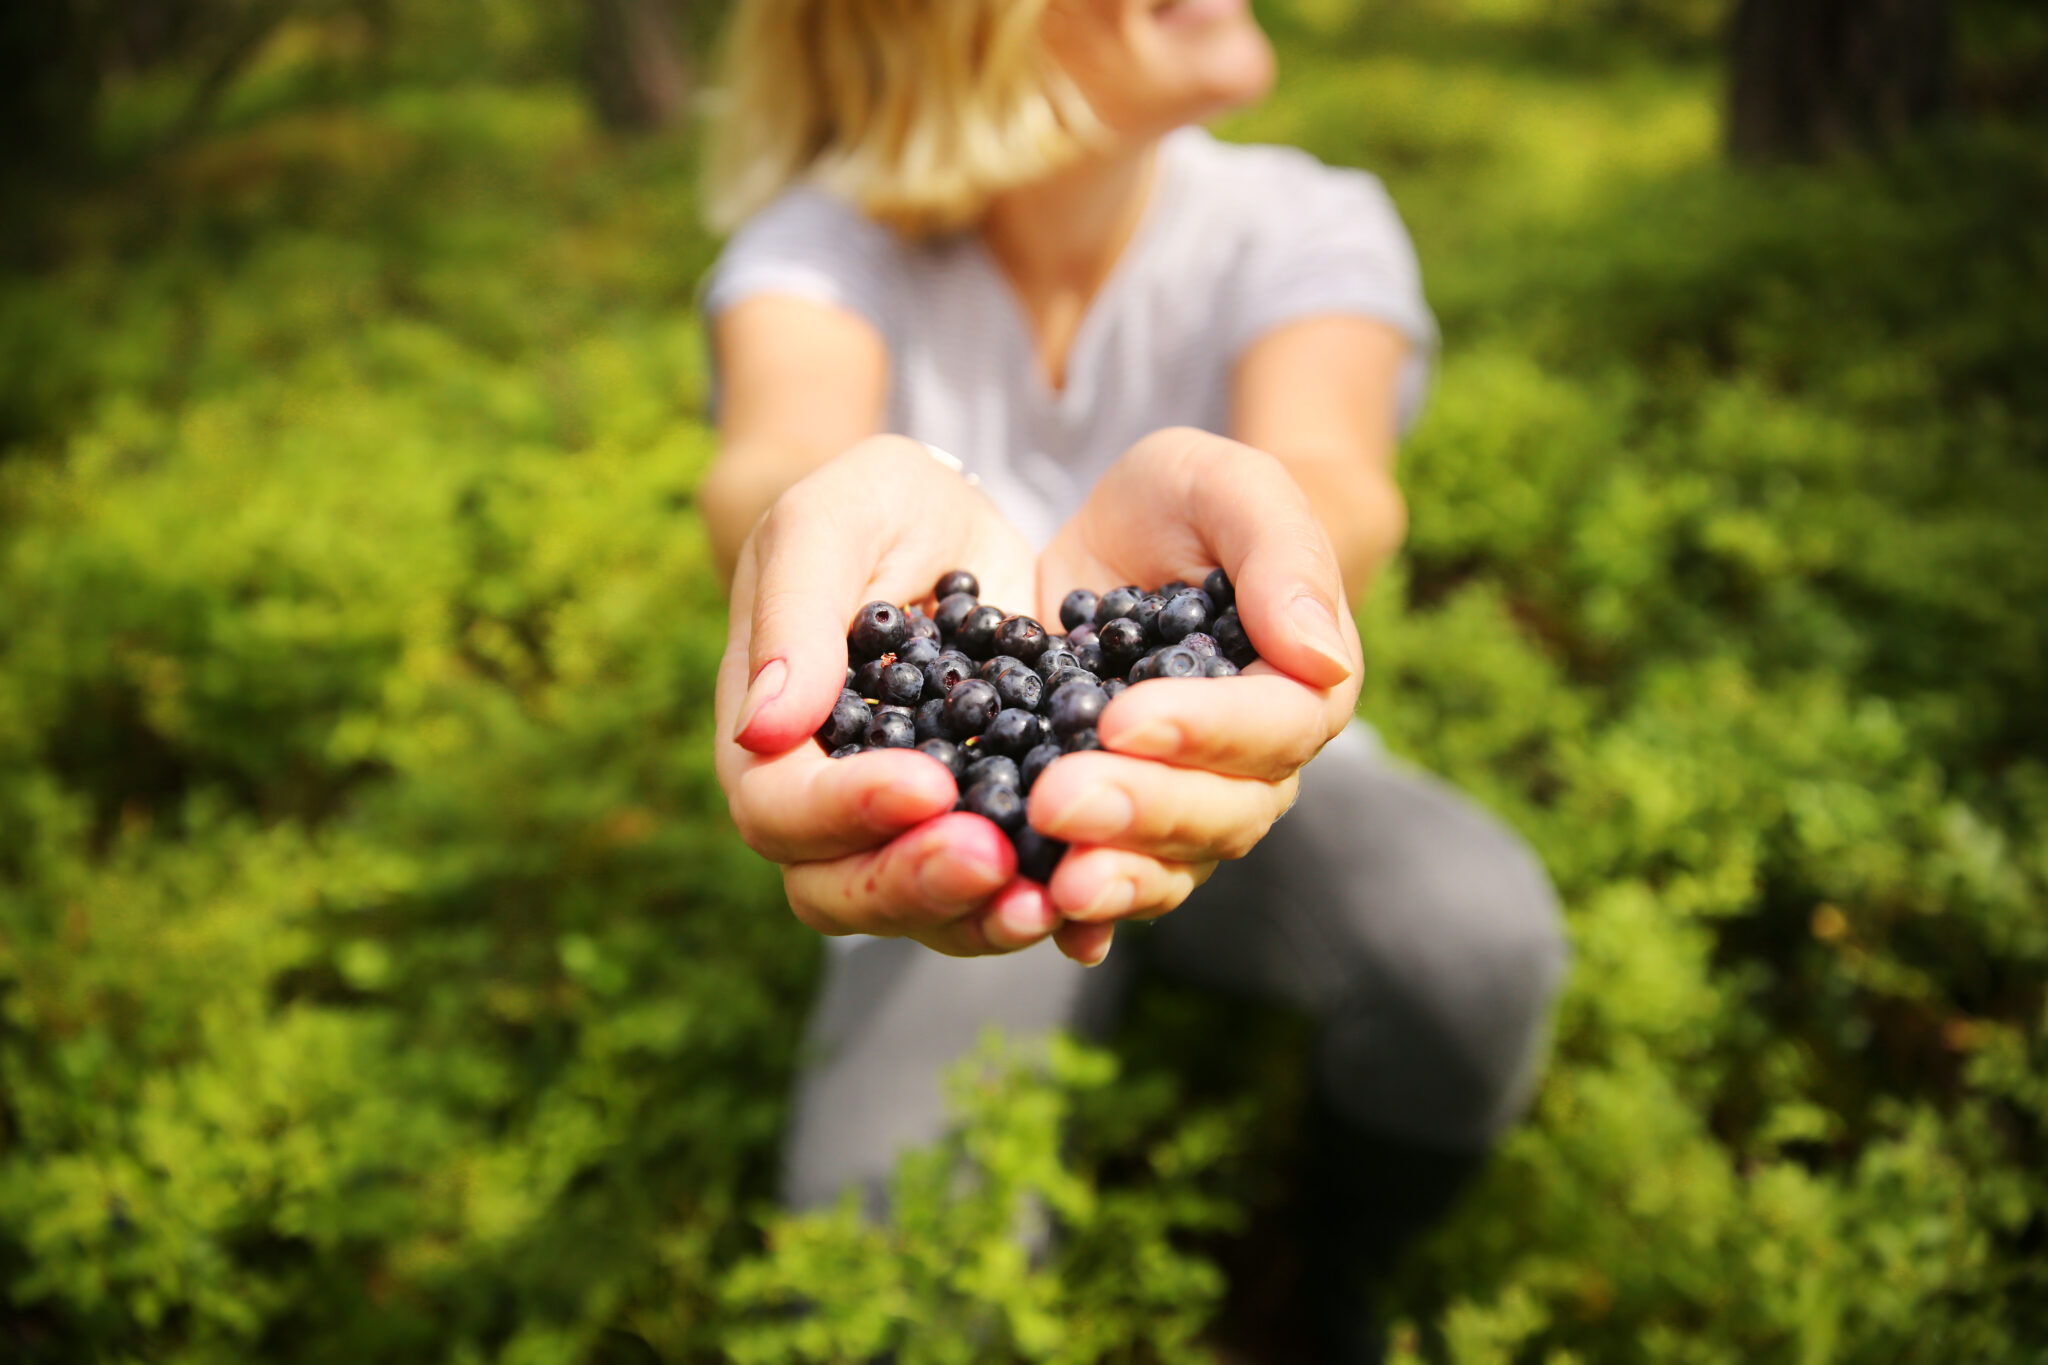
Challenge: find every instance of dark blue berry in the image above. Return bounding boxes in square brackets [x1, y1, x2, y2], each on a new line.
[1127, 651, 1162, 683]
[924, 651, 975, 699]
[994, 666, 1044, 712]
[1213, 607, 1256, 666]
[854, 657, 890, 699]
[934, 569, 979, 601]
[1133, 593, 1169, 643]
[983, 707, 1042, 759]
[1203, 656, 1241, 677]
[918, 738, 965, 780]
[934, 591, 979, 640]
[905, 609, 941, 644]
[941, 678, 1000, 739]
[964, 753, 1021, 791]
[1061, 727, 1102, 753]
[898, 635, 940, 668]
[1064, 622, 1099, 650]
[1156, 591, 1210, 643]
[817, 690, 872, 750]
[994, 615, 1051, 664]
[867, 709, 916, 749]
[1101, 678, 1129, 700]
[1098, 617, 1147, 672]
[1044, 665, 1100, 696]
[1070, 641, 1106, 675]
[1094, 586, 1143, 625]
[1034, 646, 1080, 680]
[1203, 568, 1234, 610]
[1013, 828, 1067, 883]
[879, 660, 925, 706]
[1179, 632, 1218, 660]
[962, 781, 1026, 833]
[850, 601, 909, 660]
[915, 697, 949, 743]
[829, 743, 864, 759]
[1154, 646, 1202, 679]
[956, 605, 1006, 659]
[1059, 589, 1100, 631]
[979, 653, 1028, 684]
[1049, 681, 1108, 738]
[1020, 743, 1061, 794]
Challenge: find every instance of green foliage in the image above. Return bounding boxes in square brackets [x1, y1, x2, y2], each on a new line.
[2, 1, 2045, 1361]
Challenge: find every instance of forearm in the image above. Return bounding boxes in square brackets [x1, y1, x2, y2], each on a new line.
[1269, 452, 1408, 602]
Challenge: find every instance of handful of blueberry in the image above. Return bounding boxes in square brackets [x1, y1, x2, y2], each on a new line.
[817, 568, 1259, 885]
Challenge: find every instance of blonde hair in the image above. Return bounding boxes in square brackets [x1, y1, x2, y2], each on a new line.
[703, 0, 1104, 238]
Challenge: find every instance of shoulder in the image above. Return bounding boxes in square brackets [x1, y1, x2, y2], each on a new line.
[702, 184, 911, 330]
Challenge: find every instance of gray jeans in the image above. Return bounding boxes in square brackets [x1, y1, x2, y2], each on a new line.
[781, 723, 1569, 1212]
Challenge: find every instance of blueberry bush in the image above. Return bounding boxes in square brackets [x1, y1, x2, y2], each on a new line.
[2, 1, 2044, 1361]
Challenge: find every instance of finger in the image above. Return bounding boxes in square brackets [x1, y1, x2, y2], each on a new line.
[1180, 435, 1361, 693]
[782, 812, 1017, 939]
[920, 879, 1063, 958]
[1053, 920, 1116, 968]
[728, 485, 871, 754]
[731, 746, 961, 864]
[1095, 672, 1344, 782]
[1046, 846, 1215, 923]
[1027, 752, 1300, 863]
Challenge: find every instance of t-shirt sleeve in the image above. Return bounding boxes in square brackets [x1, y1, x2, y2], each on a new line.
[699, 186, 899, 340]
[1225, 153, 1439, 433]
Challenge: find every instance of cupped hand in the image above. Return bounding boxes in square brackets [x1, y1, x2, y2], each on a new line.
[715, 436, 1059, 957]
[1031, 427, 1366, 965]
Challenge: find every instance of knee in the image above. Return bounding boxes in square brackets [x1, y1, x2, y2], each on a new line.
[1317, 802, 1569, 1150]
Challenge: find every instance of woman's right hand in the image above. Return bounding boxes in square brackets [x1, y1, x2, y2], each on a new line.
[714, 435, 1060, 957]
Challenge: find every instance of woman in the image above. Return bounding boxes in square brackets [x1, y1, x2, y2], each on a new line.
[699, 1, 1568, 1355]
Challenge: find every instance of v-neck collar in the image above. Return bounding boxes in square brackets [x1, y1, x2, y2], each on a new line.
[968, 134, 1186, 417]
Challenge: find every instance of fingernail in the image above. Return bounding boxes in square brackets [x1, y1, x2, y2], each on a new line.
[996, 889, 1054, 942]
[733, 659, 789, 742]
[1107, 716, 1179, 760]
[1042, 785, 1134, 841]
[919, 843, 1006, 907]
[1077, 877, 1135, 922]
[1286, 595, 1349, 677]
[1084, 931, 1115, 968]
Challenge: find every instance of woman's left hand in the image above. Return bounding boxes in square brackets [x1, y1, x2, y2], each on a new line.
[1032, 427, 1366, 965]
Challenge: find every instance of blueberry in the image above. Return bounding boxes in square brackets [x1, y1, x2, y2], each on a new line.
[1064, 622, 1099, 651]
[979, 653, 1028, 684]
[1070, 641, 1106, 675]
[1020, 743, 1062, 793]
[983, 707, 1042, 759]
[918, 737, 965, 780]
[962, 781, 1026, 833]
[956, 604, 1006, 659]
[942, 678, 1001, 739]
[904, 609, 941, 644]
[924, 651, 975, 699]
[1048, 681, 1108, 739]
[1160, 579, 1190, 595]
[1155, 591, 1210, 643]
[934, 569, 979, 601]
[1179, 632, 1218, 660]
[1061, 727, 1102, 753]
[994, 666, 1044, 712]
[1059, 589, 1100, 632]
[1101, 678, 1129, 701]
[934, 591, 979, 641]
[898, 635, 941, 668]
[1213, 606, 1256, 666]
[1043, 665, 1100, 696]
[1013, 828, 1067, 883]
[817, 690, 872, 750]
[850, 601, 909, 660]
[1203, 656, 1241, 677]
[1098, 617, 1147, 673]
[993, 615, 1051, 664]
[1127, 651, 1161, 683]
[867, 708, 917, 749]
[915, 697, 949, 743]
[1203, 568, 1234, 610]
[845, 664, 855, 689]
[1094, 586, 1143, 625]
[1034, 646, 1080, 681]
[829, 743, 865, 759]
[853, 657, 890, 699]
[1133, 593, 1169, 643]
[1154, 646, 1202, 679]
[964, 753, 1021, 791]
[880, 660, 925, 706]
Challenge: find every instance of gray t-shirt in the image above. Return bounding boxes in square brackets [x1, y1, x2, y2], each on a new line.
[703, 125, 1436, 547]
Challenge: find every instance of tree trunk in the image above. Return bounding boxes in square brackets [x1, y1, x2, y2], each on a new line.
[583, 0, 691, 134]
[1728, 0, 1951, 162]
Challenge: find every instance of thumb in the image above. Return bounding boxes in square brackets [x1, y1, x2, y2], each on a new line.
[729, 497, 865, 755]
[1190, 442, 1358, 691]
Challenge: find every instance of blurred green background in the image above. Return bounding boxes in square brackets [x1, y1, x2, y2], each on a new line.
[2, 1, 2046, 1361]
